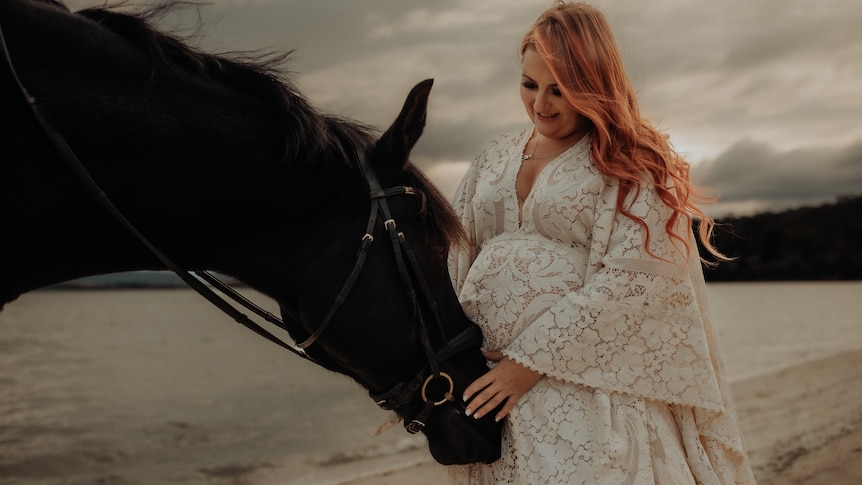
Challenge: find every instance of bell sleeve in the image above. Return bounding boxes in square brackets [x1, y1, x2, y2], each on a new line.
[501, 178, 748, 459]
[448, 153, 483, 297]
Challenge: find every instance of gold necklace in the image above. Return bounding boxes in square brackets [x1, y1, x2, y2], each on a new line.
[522, 135, 579, 161]
[522, 136, 540, 161]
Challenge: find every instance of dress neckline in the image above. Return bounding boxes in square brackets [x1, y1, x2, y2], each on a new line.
[514, 129, 589, 227]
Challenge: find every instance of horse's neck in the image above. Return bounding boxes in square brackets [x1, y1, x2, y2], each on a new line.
[1, 143, 310, 296]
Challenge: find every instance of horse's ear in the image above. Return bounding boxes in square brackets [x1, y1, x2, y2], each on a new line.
[375, 79, 434, 170]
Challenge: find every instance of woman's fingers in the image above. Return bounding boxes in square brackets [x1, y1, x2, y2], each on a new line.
[469, 387, 508, 420]
[463, 376, 503, 418]
[462, 371, 491, 403]
[463, 357, 543, 421]
[463, 351, 504, 401]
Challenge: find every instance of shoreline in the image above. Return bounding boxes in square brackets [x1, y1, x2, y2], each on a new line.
[249, 348, 862, 484]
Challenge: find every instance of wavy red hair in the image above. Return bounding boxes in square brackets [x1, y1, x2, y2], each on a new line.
[521, 1, 726, 262]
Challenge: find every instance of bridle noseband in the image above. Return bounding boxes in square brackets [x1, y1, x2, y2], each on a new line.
[1, 22, 481, 434]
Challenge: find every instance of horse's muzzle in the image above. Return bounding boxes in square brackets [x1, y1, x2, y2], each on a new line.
[423, 402, 503, 465]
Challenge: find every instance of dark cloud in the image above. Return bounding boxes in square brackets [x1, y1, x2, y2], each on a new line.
[694, 138, 862, 215]
[65, 0, 862, 215]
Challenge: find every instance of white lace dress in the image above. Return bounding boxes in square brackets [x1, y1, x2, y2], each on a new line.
[448, 129, 755, 484]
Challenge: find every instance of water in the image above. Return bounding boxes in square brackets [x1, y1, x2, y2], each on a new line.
[1, 282, 860, 484]
[706, 281, 862, 381]
[0, 289, 424, 484]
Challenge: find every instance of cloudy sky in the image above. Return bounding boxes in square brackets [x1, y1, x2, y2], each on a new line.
[70, 0, 862, 216]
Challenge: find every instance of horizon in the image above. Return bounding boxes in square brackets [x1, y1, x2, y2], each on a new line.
[57, 192, 862, 288]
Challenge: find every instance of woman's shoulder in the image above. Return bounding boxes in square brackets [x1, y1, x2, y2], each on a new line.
[484, 128, 531, 149]
[560, 134, 606, 192]
[471, 128, 532, 170]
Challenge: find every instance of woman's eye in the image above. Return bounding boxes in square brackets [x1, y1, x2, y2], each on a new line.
[552, 88, 562, 96]
[521, 81, 537, 89]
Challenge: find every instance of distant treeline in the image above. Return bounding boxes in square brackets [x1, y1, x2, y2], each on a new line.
[697, 195, 862, 281]
[55, 195, 861, 287]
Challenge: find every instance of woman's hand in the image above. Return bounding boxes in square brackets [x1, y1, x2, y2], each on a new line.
[462, 351, 542, 422]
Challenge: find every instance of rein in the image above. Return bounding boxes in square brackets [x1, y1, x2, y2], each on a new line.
[0, 22, 480, 434]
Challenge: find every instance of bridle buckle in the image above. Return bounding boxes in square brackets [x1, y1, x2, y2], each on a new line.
[406, 420, 426, 433]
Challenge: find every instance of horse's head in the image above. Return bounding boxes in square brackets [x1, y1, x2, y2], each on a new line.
[277, 80, 502, 465]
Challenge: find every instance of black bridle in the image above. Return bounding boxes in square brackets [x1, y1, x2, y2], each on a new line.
[0, 23, 481, 434]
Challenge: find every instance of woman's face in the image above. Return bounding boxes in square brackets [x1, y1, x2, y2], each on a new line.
[520, 47, 585, 143]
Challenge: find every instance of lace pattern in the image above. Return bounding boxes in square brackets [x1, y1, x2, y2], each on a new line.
[448, 130, 754, 484]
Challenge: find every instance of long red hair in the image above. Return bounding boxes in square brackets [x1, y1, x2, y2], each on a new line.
[522, 1, 725, 261]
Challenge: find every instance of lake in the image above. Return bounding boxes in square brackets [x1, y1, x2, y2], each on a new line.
[1, 282, 860, 484]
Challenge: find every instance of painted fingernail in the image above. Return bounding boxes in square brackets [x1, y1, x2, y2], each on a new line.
[473, 411, 482, 419]
[462, 394, 470, 402]
[495, 415, 503, 422]
[465, 408, 473, 417]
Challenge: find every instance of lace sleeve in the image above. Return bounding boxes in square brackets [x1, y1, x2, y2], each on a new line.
[502, 180, 724, 411]
[448, 156, 481, 297]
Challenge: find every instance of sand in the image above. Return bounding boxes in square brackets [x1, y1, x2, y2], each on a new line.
[251, 349, 862, 484]
[733, 349, 862, 484]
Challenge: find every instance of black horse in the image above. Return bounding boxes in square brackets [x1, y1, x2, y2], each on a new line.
[0, 0, 501, 465]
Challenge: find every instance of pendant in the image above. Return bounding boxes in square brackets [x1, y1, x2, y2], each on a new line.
[522, 154, 532, 161]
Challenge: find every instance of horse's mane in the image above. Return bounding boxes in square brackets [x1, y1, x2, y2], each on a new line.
[65, 0, 464, 251]
[72, 1, 367, 163]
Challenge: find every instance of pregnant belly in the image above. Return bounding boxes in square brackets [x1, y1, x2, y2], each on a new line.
[459, 235, 587, 350]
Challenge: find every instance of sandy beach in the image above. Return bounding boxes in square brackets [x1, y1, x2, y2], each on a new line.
[250, 348, 862, 484]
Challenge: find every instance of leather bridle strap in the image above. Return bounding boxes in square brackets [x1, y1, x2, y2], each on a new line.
[378, 198, 442, 380]
[357, 152, 447, 373]
[295, 149, 414, 349]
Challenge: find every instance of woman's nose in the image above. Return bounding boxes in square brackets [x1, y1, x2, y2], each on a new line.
[533, 90, 550, 112]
